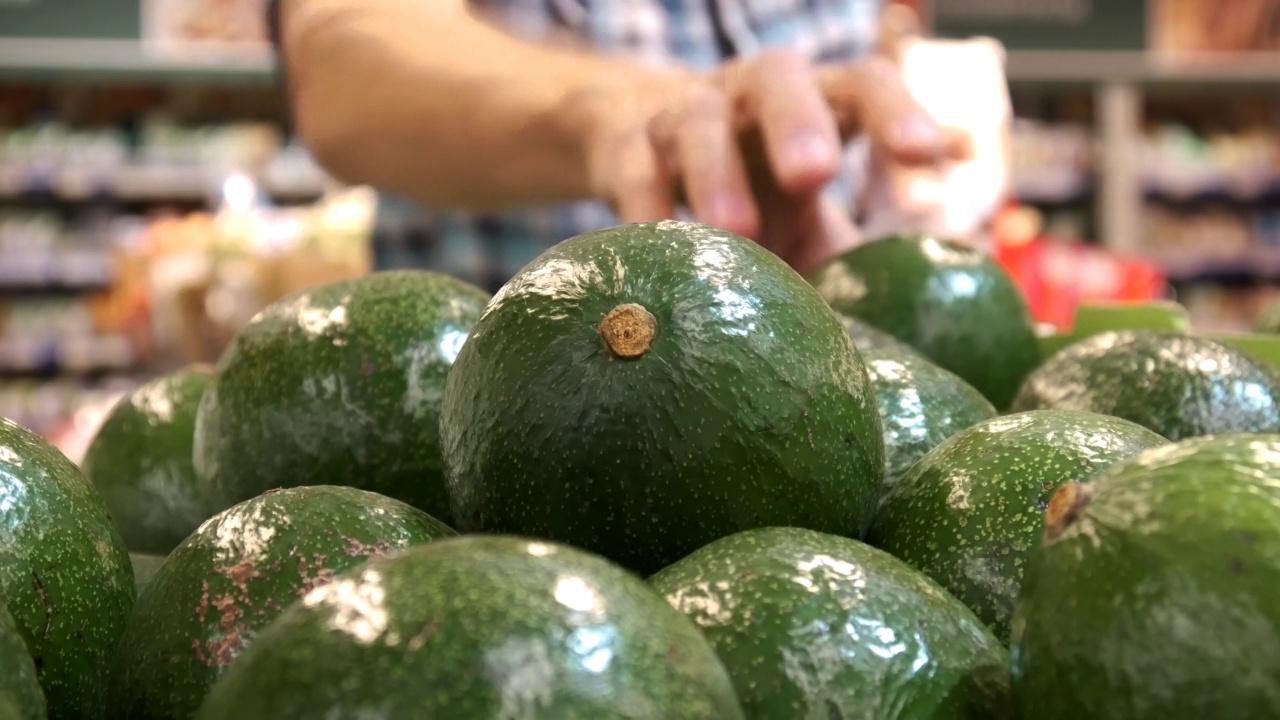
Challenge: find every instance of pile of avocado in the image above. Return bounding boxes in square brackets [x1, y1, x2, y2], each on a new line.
[4, 222, 1280, 719]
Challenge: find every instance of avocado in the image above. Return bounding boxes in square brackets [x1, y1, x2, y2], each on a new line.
[0, 697, 25, 720]
[1011, 330, 1280, 440]
[651, 527, 1011, 719]
[808, 235, 1040, 409]
[867, 410, 1166, 643]
[194, 535, 744, 719]
[0, 603, 44, 720]
[861, 348, 997, 491]
[441, 221, 884, 575]
[81, 366, 214, 555]
[836, 311, 921, 356]
[108, 486, 455, 720]
[0, 418, 134, 720]
[128, 554, 166, 597]
[1255, 297, 1280, 334]
[193, 270, 489, 523]
[1012, 434, 1280, 719]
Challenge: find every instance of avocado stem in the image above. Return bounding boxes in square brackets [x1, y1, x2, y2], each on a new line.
[600, 304, 657, 359]
[1044, 482, 1092, 541]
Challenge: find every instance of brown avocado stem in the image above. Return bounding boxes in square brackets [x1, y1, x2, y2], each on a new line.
[600, 304, 658, 359]
[1045, 482, 1093, 541]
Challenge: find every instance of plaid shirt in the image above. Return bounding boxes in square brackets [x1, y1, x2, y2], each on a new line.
[373, 0, 882, 292]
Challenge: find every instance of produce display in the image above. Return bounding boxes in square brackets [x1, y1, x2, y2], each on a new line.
[3, 220, 1280, 718]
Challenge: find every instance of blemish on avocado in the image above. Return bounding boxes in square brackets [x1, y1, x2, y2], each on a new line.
[407, 616, 442, 652]
[195, 580, 211, 623]
[342, 537, 395, 558]
[30, 573, 52, 639]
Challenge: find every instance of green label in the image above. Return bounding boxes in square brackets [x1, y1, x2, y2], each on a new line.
[931, 0, 1148, 50]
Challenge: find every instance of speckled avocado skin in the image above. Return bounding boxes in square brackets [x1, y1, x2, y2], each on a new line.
[1012, 434, 1280, 719]
[651, 527, 1012, 720]
[441, 221, 884, 575]
[836, 312, 922, 356]
[808, 236, 1040, 409]
[861, 349, 997, 492]
[128, 554, 166, 597]
[0, 417, 134, 720]
[193, 270, 489, 523]
[0, 603, 45, 720]
[82, 366, 214, 555]
[194, 535, 745, 720]
[867, 410, 1166, 643]
[107, 485, 455, 720]
[1011, 330, 1280, 440]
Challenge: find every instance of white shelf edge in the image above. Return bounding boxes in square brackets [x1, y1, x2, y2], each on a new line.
[0, 37, 273, 79]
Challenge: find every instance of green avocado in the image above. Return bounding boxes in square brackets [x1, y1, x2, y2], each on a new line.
[81, 366, 214, 555]
[651, 527, 1012, 720]
[128, 554, 166, 597]
[836, 311, 921, 356]
[1012, 434, 1280, 719]
[0, 696, 25, 720]
[195, 535, 745, 720]
[867, 410, 1166, 643]
[108, 486, 455, 720]
[0, 603, 44, 720]
[1011, 330, 1280, 440]
[0, 418, 134, 720]
[861, 348, 997, 491]
[808, 235, 1039, 409]
[441, 221, 884, 575]
[193, 270, 489, 523]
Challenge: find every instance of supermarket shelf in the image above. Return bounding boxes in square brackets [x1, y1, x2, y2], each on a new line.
[1006, 51, 1280, 86]
[1154, 249, 1280, 282]
[0, 38, 276, 85]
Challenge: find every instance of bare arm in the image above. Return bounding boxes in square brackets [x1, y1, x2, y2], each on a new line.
[279, 0, 680, 210]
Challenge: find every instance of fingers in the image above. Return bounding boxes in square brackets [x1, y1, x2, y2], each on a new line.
[649, 86, 759, 238]
[819, 56, 955, 166]
[607, 125, 675, 224]
[722, 49, 842, 195]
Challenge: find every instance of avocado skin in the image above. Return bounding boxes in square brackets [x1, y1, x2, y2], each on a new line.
[861, 348, 997, 492]
[1012, 434, 1280, 719]
[836, 312, 922, 356]
[193, 270, 489, 523]
[194, 535, 745, 720]
[0, 603, 45, 720]
[107, 486, 455, 720]
[868, 410, 1166, 643]
[82, 366, 214, 555]
[651, 527, 1012, 720]
[0, 418, 134, 720]
[809, 236, 1040, 409]
[441, 221, 884, 575]
[1012, 330, 1280, 440]
[128, 554, 166, 597]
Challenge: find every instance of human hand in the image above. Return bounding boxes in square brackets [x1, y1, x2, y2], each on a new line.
[571, 42, 967, 274]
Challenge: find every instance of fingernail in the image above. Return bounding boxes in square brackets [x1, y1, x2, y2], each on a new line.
[892, 114, 944, 150]
[786, 132, 838, 172]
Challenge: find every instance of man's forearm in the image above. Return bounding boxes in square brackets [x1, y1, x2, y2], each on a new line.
[279, 0, 668, 210]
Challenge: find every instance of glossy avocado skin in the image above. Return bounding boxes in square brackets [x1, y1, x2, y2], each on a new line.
[861, 349, 997, 491]
[809, 236, 1039, 409]
[441, 221, 884, 575]
[867, 410, 1166, 643]
[194, 535, 745, 720]
[0, 418, 134, 720]
[836, 312, 921, 356]
[128, 554, 166, 597]
[1012, 435, 1280, 719]
[193, 270, 489, 523]
[650, 527, 1012, 720]
[1012, 330, 1280, 440]
[108, 486, 454, 720]
[0, 603, 45, 720]
[82, 366, 214, 555]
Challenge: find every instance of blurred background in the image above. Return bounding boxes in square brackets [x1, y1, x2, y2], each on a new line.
[2, 0, 1280, 451]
